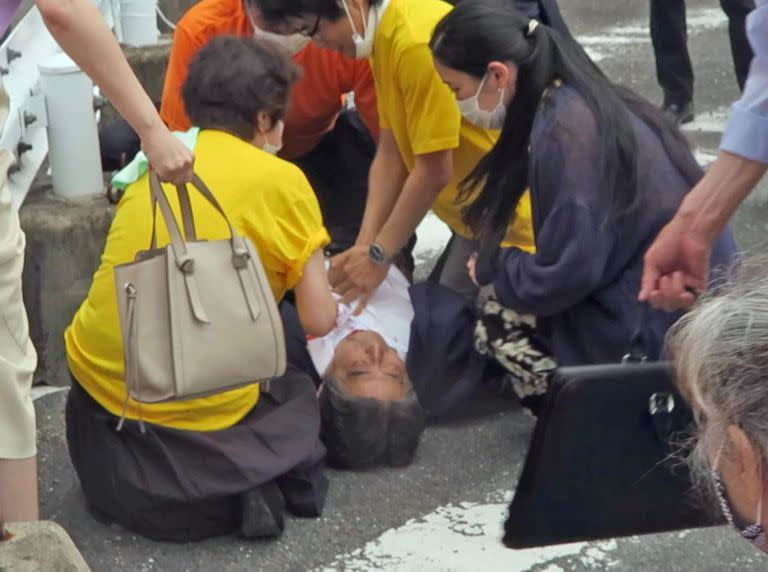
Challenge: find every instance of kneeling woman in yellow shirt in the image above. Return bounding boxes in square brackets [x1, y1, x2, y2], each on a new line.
[64, 37, 337, 542]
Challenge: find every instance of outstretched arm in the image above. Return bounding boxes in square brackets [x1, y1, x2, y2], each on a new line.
[640, 1, 768, 310]
[36, 0, 194, 183]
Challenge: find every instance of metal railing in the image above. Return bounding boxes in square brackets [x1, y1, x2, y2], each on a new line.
[1, 6, 57, 208]
[1, 0, 162, 208]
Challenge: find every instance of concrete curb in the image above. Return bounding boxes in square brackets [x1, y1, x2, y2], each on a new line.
[0, 521, 91, 572]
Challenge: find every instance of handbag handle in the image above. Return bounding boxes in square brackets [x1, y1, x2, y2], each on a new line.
[150, 183, 196, 249]
[148, 171, 262, 323]
[148, 171, 251, 258]
[148, 171, 240, 246]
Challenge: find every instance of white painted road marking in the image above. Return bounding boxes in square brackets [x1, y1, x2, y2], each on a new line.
[314, 491, 620, 572]
[32, 385, 69, 401]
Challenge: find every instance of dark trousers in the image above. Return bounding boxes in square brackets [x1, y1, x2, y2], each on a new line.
[290, 109, 375, 253]
[650, 0, 755, 105]
[66, 371, 327, 542]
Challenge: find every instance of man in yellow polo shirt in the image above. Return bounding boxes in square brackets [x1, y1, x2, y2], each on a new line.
[253, 0, 535, 304]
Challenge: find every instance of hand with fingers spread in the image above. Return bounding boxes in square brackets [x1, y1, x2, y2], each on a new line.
[639, 213, 710, 312]
[331, 245, 389, 315]
[329, 249, 356, 301]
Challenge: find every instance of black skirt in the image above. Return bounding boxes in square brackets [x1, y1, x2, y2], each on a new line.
[65, 367, 328, 542]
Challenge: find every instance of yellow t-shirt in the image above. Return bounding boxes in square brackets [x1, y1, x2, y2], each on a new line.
[65, 130, 330, 431]
[371, 0, 534, 250]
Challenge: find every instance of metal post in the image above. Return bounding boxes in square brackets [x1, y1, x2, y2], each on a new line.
[38, 52, 103, 198]
[119, 0, 159, 47]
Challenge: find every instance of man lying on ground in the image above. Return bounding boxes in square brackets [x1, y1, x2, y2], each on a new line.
[281, 260, 513, 469]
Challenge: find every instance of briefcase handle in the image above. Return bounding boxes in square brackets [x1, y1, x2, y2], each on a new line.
[620, 304, 688, 445]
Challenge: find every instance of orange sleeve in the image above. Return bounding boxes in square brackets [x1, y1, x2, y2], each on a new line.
[159, 25, 199, 131]
[351, 59, 380, 142]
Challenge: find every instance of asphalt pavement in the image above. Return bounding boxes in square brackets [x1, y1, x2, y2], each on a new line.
[27, 0, 768, 570]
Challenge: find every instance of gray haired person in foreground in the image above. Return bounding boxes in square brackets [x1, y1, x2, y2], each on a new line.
[668, 257, 768, 553]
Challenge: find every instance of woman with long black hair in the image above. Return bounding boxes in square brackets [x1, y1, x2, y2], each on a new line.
[428, 0, 736, 389]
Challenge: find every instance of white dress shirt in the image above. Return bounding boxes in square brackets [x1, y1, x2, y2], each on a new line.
[307, 265, 414, 376]
[720, 0, 768, 163]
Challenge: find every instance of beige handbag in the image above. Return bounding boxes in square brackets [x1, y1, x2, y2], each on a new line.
[114, 171, 286, 412]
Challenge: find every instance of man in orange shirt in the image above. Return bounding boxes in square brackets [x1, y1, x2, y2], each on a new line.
[102, 0, 379, 250]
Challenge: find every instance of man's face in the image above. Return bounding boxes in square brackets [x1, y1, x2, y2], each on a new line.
[243, 4, 312, 54]
[265, 10, 360, 59]
[328, 331, 410, 401]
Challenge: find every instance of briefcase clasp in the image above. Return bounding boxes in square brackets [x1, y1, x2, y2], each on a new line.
[622, 352, 648, 364]
[649, 392, 675, 415]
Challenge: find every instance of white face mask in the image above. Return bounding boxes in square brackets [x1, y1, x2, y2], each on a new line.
[340, 0, 387, 59]
[457, 74, 507, 130]
[261, 120, 284, 155]
[246, 8, 310, 55]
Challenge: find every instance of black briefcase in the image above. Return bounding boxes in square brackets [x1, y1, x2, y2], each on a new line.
[503, 358, 723, 548]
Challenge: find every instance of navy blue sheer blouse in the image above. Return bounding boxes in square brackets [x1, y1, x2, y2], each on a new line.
[475, 85, 737, 365]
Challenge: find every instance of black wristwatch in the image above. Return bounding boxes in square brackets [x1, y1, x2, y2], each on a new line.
[368, 242, 390, 265]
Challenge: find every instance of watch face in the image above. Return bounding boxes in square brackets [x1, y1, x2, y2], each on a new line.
[369, 244, 386, 264]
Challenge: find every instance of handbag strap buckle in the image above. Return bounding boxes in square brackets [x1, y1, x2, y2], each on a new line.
[176, 255, 195, 274]
[232, 248, 251, 269]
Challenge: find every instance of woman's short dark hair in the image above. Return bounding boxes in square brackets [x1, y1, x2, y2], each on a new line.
[247, 0, 384, 27]
[182, 35, 300, 140]
[318, 376, 426, 469]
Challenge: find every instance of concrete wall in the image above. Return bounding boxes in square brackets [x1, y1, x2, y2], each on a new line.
[100, 38, 173, 125]
[99, 3, 198, 123]
[20, 176, 114, 387]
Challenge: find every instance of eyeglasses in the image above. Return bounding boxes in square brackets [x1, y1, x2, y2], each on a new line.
[299, 15, 321, 37]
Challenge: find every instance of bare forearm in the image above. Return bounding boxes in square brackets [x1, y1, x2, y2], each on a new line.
[680, 151, 768, 241]
[375, 164, 447, 255]
[294, 250, 338, 336]
[37, 0, 165, 139]
[296, 294, 337, 337]
[357, 146, 408, 244]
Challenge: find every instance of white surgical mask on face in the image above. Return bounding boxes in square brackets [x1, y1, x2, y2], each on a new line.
[261, 120, 284, 155]
[246, 8, 310, 55]
[339, 0, 389, 59]
[457, 74, 507, 130]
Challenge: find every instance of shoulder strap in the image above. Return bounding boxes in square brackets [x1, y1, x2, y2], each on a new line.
[149, 182, 196, 250]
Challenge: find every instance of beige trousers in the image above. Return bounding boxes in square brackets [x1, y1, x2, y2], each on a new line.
[0, 82, 37, 459]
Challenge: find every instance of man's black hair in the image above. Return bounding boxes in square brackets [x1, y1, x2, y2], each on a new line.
[318, 376, 425, 469]
[183, 35, 300, 140]
[246, 0, 384, 27]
